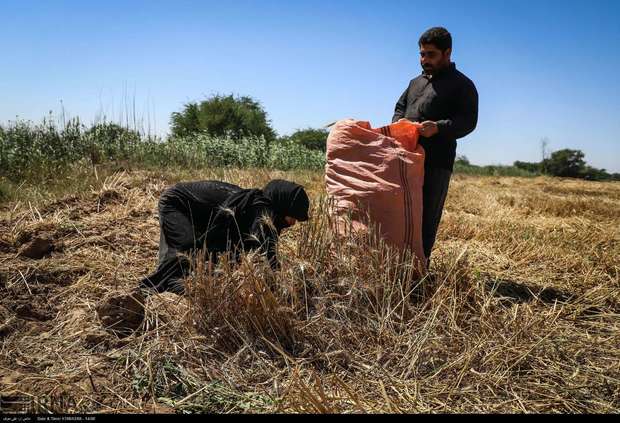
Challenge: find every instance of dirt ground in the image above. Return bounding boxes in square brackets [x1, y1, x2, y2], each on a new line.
[0, 170, 618, 413]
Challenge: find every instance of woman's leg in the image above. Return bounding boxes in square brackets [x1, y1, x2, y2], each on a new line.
[141, 196, 198, 294]
[158, 206, 199, 263]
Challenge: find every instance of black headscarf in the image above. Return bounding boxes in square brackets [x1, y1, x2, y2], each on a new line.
[263, 180, 310, 223]
[140, 181, 310, 294]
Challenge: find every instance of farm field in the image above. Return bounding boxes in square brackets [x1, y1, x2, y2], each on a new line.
[0, 168, 619, 413]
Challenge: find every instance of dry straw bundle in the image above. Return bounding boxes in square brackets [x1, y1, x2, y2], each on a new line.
[0, 169, 618, 413]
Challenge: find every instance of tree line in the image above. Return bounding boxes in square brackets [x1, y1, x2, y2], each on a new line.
[171, 94, 328, 152]
[174, 94, 618, 181]
[2, 94, 616, 183]
[513, 149, 619, 181]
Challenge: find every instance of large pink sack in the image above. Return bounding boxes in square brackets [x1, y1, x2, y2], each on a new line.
[325, 119, 426, 270]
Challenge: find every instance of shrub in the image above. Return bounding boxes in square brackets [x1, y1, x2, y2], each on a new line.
[171, 94, 277, 141]
[282, 128, 329, 152]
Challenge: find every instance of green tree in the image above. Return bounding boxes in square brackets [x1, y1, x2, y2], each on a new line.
[582, 166, 612, 181]
[542, 149, 586, 178]
[283, 128, 329, 151]
[513, 160, 541, 173]
[170, 103, 200, 138]
[170, 94, 276, 141]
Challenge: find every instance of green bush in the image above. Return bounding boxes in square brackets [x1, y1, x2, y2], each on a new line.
[84, 122, 141, 163]
[281, 128, 329, 151]
[138, 135, 325, 171]
[542, 149, 586, 178]
[0, 116, 85, 179]
[170, 94, 277, 141]
[0, 117, 324, 182]
[454, 161, 538, 177]
[0, 178, 9, 203]
[513, 160, 541, 174]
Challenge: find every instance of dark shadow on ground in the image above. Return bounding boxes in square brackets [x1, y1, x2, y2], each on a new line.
[485, 279, 574, 305]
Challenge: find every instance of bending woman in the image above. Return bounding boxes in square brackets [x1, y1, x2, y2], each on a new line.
[140, 179, 310, 295]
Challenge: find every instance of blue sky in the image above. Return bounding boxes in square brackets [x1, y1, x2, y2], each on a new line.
[1, 0, 619, 171]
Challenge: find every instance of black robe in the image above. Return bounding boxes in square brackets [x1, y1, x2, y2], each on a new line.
[140, 180, 308, 294]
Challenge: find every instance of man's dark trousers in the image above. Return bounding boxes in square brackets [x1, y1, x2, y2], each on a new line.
[422, 166, 452, 268]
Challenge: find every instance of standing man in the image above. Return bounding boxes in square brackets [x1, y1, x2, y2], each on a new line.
[392, 27, 478, 268]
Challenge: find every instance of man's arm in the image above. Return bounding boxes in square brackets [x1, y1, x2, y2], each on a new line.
[391, 85, 409, 123]
[436, 79, 479, 139]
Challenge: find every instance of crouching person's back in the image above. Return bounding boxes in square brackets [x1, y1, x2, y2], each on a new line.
[141, 179, 310, 295]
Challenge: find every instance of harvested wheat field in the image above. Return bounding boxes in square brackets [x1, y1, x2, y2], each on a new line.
[0, 169, 619, 413]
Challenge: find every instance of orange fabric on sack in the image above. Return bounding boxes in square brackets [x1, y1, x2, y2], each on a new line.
[325, 119, 426, 271]
[370, 119, 422, 152]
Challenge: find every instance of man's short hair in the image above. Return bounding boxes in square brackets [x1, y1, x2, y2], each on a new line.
[418, 27, 452, 52]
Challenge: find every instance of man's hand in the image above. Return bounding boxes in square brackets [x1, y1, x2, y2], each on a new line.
[419, 121, 439, 138]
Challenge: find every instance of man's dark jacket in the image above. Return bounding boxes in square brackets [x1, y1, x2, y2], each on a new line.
[392, 63, 478, 171]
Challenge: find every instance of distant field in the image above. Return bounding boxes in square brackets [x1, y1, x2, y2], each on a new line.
[0, 169, 618, 413]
